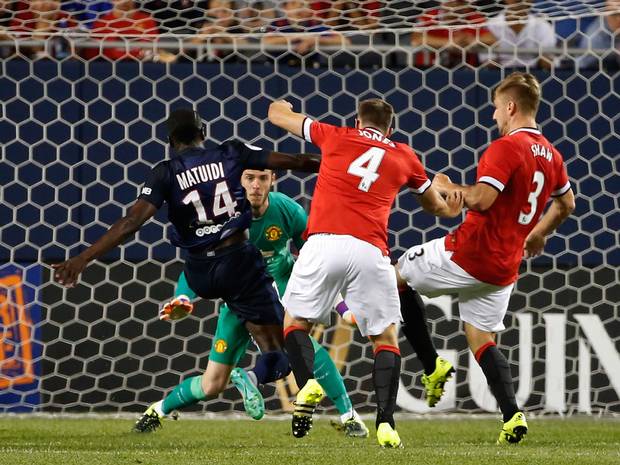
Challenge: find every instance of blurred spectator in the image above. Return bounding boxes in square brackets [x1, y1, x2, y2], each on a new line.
[10, 0, 75, 59]
[262, 0, 348, 65]
[237, 1, 276, 33]
[192, 0, 242, 61]
[577, 1, 620, 70]
[82, 0, 163, 61]
[337, 1, 383, 30]
[331, 1, 386, 68]
[0, 0, 13, 57]
[62, 1, 112, 30]
[411, 0, 495, 68]
[144, 0, 208, 34]
[485, 0, 557, 69]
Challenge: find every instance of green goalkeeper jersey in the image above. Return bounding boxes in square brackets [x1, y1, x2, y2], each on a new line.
[249, 191, 307, 296]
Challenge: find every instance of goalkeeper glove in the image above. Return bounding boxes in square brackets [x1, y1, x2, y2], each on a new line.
[160, 295, 194, 321]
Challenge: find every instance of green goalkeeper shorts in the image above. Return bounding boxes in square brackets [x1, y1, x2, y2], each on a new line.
[209, 303, 252, 366]
[209, 301, 322, 366]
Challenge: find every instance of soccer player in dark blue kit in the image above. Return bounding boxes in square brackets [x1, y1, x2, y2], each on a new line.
[52, 108, 320, 430]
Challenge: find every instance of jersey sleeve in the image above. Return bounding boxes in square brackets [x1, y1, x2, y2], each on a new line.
[138, 161, 171, 209]
[226, 139, 271, 169]
[476, 139, 520, 192]
[405, 147, 431, 194]
[302, 119, 341, 148]
[551, 151, 571, 197]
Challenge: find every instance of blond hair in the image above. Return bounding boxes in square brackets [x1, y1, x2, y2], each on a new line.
[492, 72, 541, 115]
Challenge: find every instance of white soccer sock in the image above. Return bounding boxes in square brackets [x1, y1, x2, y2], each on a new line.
[152, 400, 165, 417]
[340, 409, 361, 424]
[247, 370, 258, 387]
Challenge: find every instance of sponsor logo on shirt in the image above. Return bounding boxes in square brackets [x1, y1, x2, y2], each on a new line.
[265, 225, 283, 241]
[194, 211, 242, 236]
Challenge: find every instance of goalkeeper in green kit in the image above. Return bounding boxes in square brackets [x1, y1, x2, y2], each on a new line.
[134, 168, 368, 437]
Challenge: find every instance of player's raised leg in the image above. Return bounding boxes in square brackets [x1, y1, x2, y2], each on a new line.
[397, 282, 454, 407]
[465, 322, 527, 444]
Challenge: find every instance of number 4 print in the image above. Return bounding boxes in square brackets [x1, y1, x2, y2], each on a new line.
[347, 147, 386, 192]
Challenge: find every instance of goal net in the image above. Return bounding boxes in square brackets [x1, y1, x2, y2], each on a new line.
[0, 0, 618, 415]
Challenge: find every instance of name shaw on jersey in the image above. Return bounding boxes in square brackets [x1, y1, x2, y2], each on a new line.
[176, 162, 226, 190]
[531, 143, 552, 161]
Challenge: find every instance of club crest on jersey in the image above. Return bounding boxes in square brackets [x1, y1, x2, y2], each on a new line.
[265, 225, 283, 241]
[214, 339, 227, 353]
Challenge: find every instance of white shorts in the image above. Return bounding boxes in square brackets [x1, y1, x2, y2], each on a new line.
[397, 238, 514, 333]
[283, 234, 401, 337]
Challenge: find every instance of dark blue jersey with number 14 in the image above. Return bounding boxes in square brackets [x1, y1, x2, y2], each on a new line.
[138, 140, 271, 251]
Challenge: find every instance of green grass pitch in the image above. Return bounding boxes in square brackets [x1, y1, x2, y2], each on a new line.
[0, 416, 618, 465]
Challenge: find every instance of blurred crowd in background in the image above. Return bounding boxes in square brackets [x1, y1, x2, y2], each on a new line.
[0, 0, 618, 70]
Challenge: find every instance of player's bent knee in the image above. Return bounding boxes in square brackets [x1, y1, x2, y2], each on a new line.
[369, 325, 399, 350]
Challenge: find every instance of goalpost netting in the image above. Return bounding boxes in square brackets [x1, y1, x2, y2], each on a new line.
[0, 0, 618, 415]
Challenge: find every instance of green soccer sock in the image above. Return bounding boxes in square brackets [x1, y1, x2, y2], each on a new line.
[311, 338, 352, 416]
[161, 375, 207, 415]
[176, 271, 198, 300]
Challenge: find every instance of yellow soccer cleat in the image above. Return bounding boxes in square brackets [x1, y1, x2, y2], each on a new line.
[421, 356, 455, 407]
[291, 379, 325, 438]
[376, 422, 403, 448]
[497, 411, 528, 445]
[132, 401, 178, 433]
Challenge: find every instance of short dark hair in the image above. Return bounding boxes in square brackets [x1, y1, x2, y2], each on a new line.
[357, 99, 394, 133]
[492, 72, 541, 115]
[166, 108, 204, 145]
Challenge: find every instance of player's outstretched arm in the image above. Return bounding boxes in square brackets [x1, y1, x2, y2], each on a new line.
[417, 186, 464, 218]
[52, 199, 157, 287]
[266, 151, 321, 173]
[268, 99, 306, 138]
[524, 188, 575, 258]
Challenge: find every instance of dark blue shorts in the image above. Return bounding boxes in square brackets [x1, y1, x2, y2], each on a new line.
[184, 241, 283, 325]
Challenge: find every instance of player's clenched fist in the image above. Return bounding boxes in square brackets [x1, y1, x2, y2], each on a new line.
[159, 295, 194, 321]
[270, 99, 293, 112]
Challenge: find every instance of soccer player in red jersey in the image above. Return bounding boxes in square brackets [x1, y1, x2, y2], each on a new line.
[268, 98, 464, 447]
[397, 72, 576, 444]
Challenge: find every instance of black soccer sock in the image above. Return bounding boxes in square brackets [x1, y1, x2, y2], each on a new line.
[373, 346, 401, 429]
[399, 287, 439, 375]
[476, 342, 520, 422]
[284, 327, 315, 389]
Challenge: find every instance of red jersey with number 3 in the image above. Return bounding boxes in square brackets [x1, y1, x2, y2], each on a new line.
[303, 119, 431, 254]
[445, 127, 570, 286]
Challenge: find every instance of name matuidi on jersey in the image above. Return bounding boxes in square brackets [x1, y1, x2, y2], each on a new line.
[176, 162, 225, 190]
[531, 143, 552, 161]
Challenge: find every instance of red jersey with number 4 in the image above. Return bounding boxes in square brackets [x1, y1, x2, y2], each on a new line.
[445, 127, 570, 286]
[303, 119, 431, 254]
